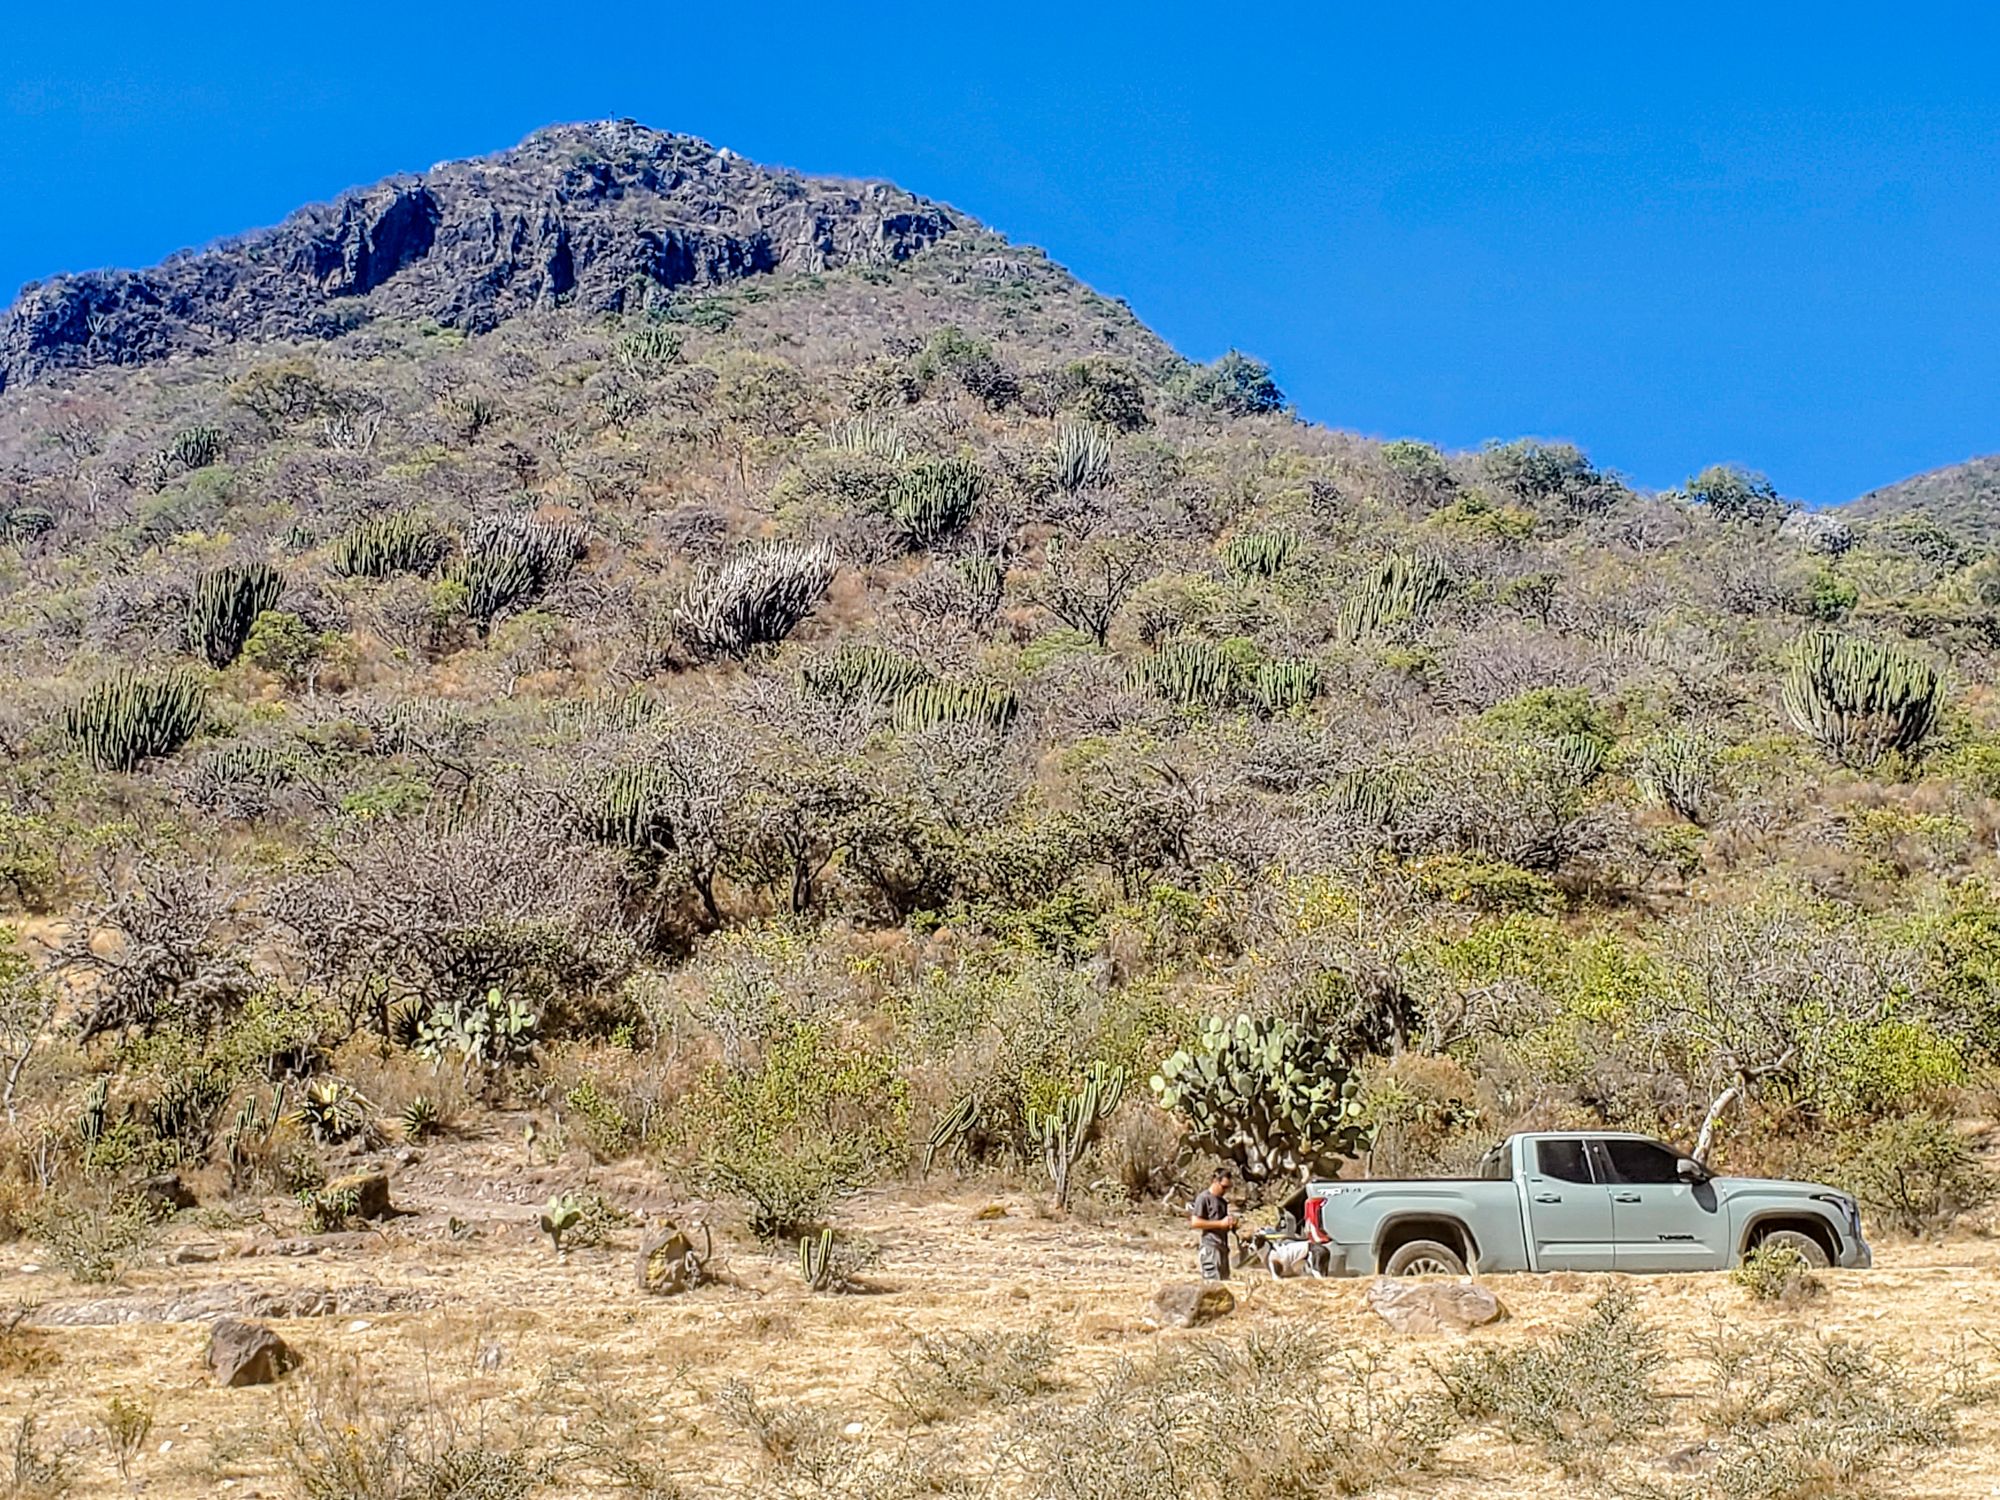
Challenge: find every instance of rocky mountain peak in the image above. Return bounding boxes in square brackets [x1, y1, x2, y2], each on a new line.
[0, 120, 960, 391]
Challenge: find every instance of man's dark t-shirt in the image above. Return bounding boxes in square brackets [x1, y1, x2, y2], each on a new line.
[1191, 1189, 1231, 1249]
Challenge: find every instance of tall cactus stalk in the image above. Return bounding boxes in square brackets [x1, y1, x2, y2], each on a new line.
[1027, 1063, 1127, 1209]
[186, 563, 283, 667]
[892, 678, 1017, 733]
[1132, 638, 1241, 707]
[1781, 628, 1942, 766]
[1224, 530, 1299, 579]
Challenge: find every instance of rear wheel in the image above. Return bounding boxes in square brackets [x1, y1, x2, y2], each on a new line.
[1384, 1239, 1468, 1277]
[1751, 1227, 1831, 1268]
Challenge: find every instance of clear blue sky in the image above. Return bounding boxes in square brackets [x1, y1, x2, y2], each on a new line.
[3, 2, 1996, 504]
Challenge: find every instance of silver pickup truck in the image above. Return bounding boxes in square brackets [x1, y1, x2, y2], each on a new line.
[1303, 1131, 1870, 1277]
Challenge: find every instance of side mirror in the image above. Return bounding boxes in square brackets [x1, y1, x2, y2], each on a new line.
[1677, 1158, 1710, 1183]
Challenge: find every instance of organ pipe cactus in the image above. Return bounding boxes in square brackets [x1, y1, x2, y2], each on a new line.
[1223, 530, 1299, 579]
[1634, 727, 1718, 823]
[152, 423, 226, 486]
[1132, 638, 1240, 707]
[798, 1227, 836, 1290]
[1050, 423, 1113, 494]
[827, 415, 906, 461]
[446, 516, 586, 634]
[1027, 1062, 1127, 1209]
[893, 678, 1017, 733]
[1336, 553, 1450, 643]
[187, 562, 283, 667]
[889, 457, 983, 547]
[329, 509, 450, 578]
[676, 540, 837, 661]
[1254, 658, 1321, 714]
[1781, 627, 1943, 766]
[1150, 1013, 1369, 1179]
[62, 668, 208, 771]
[803, 642, 933, 704]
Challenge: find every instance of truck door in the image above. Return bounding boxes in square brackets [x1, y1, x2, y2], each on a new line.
[1522, 1137, 1616, 1271]
[1595, 1138, 1729, 1272]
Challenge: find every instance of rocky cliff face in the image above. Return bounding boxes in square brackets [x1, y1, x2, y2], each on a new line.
[0, 120, 959, 391]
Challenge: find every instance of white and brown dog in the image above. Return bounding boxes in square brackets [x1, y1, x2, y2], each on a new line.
[1239, 1232, 1328, 1279]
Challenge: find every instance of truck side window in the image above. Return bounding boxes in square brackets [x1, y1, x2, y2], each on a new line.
[1600, 1139, 1683, 1184]
[1535, 1139, 1594, 1183]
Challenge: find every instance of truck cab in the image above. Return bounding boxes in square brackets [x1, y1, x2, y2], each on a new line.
[1304, 1131, 1871, 1278]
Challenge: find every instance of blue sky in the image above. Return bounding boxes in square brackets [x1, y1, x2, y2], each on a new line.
[3, 2, 1996, 504]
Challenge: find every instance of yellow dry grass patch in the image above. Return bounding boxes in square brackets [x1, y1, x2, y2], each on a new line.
[3, 1182, 1998, 1498]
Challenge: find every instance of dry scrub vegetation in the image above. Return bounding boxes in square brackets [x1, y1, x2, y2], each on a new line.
[4, 126, 2000, 1497]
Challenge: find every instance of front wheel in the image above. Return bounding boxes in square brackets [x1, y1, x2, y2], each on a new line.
[1750, 1228, 1831, 1269]
[1384, 1239, 1468, 1277]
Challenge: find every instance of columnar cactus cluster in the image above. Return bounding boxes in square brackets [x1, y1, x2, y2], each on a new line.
[1254, 658, 1321, 714]
[187, 562, 284, 667]
[891, 678, 1017, 733]
[1151, 1012, 1369, 1179]
[1224, 529, 1299, 579]
[676, 540, 837, 662]
[1337, 552, 1449, 643]
[329, 509, 450, 578]
[1782, 627, 1942, 766]
[63, 669, 208, 771]
[889, 457, 983, 548]
[447, 516, 587, 633]
[827, 415, 906, 461]
[1050, 423, 1113, 494]
[803, 642, 933, 704]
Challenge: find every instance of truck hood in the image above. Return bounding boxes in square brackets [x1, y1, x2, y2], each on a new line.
[1711, 1174, 1850, 1203]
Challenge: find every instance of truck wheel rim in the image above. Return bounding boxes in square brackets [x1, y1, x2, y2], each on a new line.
[1403, 1255, 1455, 1275]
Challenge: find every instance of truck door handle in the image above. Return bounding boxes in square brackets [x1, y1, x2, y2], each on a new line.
[1533, 1193, 1563, 1203]
[1613, 1192, 1641, 1203]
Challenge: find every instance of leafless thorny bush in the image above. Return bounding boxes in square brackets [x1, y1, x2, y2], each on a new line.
[885, 1326, 1065, 1424]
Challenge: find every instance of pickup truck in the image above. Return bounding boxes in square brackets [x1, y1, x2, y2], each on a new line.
[1301, 1131, 1871, 1277]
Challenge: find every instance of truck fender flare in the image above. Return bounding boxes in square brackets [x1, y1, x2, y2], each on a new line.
[1735, 1208, 1839, 1262]
[1372, 1212, 1480, 1271]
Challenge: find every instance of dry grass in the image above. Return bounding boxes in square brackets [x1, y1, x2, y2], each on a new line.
[0, 1137, 1996, 1498]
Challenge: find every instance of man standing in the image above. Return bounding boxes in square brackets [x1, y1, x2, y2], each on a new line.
[1190, 1166, 1239, 1281]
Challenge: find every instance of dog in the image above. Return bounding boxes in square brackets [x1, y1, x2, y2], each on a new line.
[1240, 1231, 1328, 1279]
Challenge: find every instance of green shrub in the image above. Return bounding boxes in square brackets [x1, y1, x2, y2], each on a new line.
[26, 1189, 161, 1283]
[704, 1134, 871, 1242]
[1820, 1113, 1997, 1236]
[1732, 1241, 1826, 1305]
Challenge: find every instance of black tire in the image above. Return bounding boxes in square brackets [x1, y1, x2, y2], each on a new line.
[1751, 1227, 1831, 1269]
[1383, 1238, 1468, 1277]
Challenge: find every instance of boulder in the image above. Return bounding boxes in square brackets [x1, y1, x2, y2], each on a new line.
[1150, 1281, 1235, 1329]
[140, 1173, 197, 1214]
[635, 1221, 710, 1296]
[207, 1318, 298, 1386]
[324, 1171, 394, 1221]
[1365, 1278, 1503, 1334]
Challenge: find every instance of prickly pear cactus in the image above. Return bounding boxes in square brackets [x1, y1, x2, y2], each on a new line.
[1150, 1012, 1368, 1178]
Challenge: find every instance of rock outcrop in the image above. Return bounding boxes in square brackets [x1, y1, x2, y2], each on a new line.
[0, 120, 959, 391]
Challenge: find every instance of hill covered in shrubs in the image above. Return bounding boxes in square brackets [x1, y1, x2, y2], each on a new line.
[2, 121, 1999, 1263]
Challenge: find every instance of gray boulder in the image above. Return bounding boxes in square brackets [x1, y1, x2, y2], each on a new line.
[1365, 1277, 1503, 1334]
[207, 1318, 298, 1386]
[1150, 1281, 1235, 1329]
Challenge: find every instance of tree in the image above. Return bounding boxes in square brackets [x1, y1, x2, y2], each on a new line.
[1685, 464, 1793, 524]
[1031, 536, 1152, 645]
[0, 925, 56, 1119]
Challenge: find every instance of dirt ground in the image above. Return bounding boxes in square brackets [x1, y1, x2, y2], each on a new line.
[5, 1119, 1998, 1499]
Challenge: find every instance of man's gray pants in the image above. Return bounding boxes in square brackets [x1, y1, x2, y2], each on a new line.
[1199, 1238, 1229, 1281]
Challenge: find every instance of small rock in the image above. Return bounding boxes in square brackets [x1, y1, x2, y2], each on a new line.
[168, 1244, 221, 1266]
[207, 1318, 299, 1387]
[345, 1319, 371, 1333]
[475, 1343, 506, 1373]
[324, 1171, 394, 1221]
[59, 1427, 95, 1450]
[19, 1264, 38, 1274]
[159, 1439, 172, 1454]
[1150, 1281, 1235, 1329]
[843, 1421, 865, 1436]
[1659, 1441, 1720, 1474]
[972, 1203, 1007, 1221]
[1365, 1278, 1503, 1335]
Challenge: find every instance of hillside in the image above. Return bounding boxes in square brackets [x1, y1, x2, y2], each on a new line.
[1848, 453, 2000, 544]
[4, 120, 2000, 1499]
